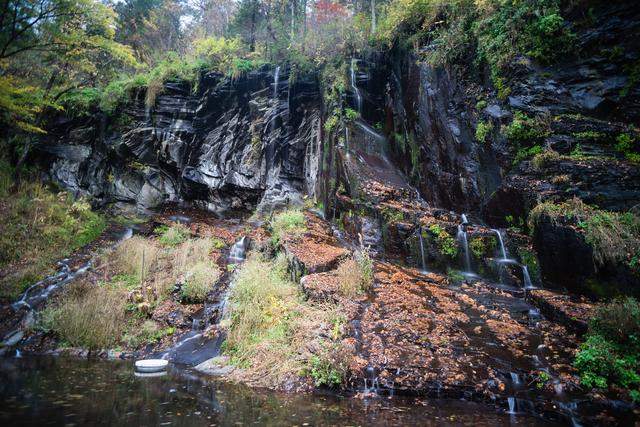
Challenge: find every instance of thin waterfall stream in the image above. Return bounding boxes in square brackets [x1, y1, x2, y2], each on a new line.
[457, 217, 473, 276]
[1, 227, 134, 352]
[350, 58, 362, 113]
[273, 65, 280, 99]
[492, 229, 508, 260]
[418, 226, 427, 272]
[160, 235, 248, 365]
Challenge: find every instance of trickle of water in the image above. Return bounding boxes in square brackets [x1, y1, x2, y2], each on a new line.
[345, 127, 349, 150]
[273, 66, 281, 100]
[461, 213, 469, 225]
[457, 224, 472, 274]
[363, 366, 380, 395]
[228, 236, 248, 264]
[417, 226, 427, 272]
[350, 58, 362, 114]
[554, 381, 564, 395]
[168, 215, 191, 224]
[522, 265, 534, 289]
[507, 397, 516, 414]
[510, 372, 520, 385]
[492, 229, 508, 260]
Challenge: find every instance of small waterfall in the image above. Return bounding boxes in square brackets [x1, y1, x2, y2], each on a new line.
[356, 121, 390, 159]
[228, 236, 248, 264]
[345, 127, 349, 150]
[363, 365, 380, 394]
[273, 66, 281, 100]
[457, 223, 472, 274]
[350, 58, 362, 113]
[510, 372, 521, 385]
[507, 397, 517, 414]
[492, 229, 508, 260]
[371, 0, 376, 33]
[161, 236, 249, 365]
[461, 213, 469, 225]
[522, 265, 534, 289]
[417, 226, 427, 272]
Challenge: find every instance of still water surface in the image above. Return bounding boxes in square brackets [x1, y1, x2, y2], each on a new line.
[0, 356, 557, 426]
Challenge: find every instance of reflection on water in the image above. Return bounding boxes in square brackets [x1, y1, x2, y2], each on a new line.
[0, 357, 556, 426]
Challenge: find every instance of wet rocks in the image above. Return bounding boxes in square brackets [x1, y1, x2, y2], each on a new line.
[38, 67, 322, 215]
[528, 289, 595, 335]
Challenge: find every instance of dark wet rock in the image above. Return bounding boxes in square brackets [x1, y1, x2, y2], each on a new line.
[531, 210, 639, 297]
[37, 67, 322, 214]
[528, 289, 594, 335]
[532, 213, 596, 292]
[484, 152, 640, 229]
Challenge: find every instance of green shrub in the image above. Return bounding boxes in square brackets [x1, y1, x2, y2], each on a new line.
[156, 224, 190, 247]
[532, 149, 560, 170]
[513, 144, 544, 166]
[517, 248, 541, 283]
[469, 236, 496, 259]
[615, 133, 639, 163]
[475, 120, 493, 144]
[475, 0, 574, 77]
[122, 320, 175, 349]
[428, 224, 458, 258]
[194, 36, 244, 71]
[529, 198, 640, 271]
[309, 352, 344, 387]
[505, 112, 548, 144]
[447, 267, 464, 283]
[344, 107, 359, 121]
[269, 209, 306, 245]
[59, 88, 102, 117]
[591, 297, 640, 348]
[211, 238, 226, 250]
[573, 131, 606, 143]
[574, 298, 640, 400]
[0, 184, 106, 299]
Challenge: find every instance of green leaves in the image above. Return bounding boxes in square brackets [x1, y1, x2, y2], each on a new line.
[0, 0, 138, 133]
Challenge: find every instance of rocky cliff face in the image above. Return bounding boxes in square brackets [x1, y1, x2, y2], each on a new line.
[38, 66, 322, 215]
[37, 2, 639, 296]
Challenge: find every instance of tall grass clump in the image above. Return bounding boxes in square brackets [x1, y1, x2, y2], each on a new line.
[181, 261, 220, 303]
[223, 253, 348, 387]
[156, 223, 190, 247]
[40, 284, 127, 351]
[269, 209, 306, 245]
[336, 250, 374, 297]
[112, 236, 159, 281]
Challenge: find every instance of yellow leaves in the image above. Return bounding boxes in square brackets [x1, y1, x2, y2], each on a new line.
[193, 36, 245, 71]
[0, 75, 47, 134]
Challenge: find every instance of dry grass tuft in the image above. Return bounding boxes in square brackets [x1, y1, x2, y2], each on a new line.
[112, 236, 160, 280]
[40, 283, 127, 351]
[223, 253, 350, 388]
[335, 250, 374, 297]
[182, 261, 220, 302]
